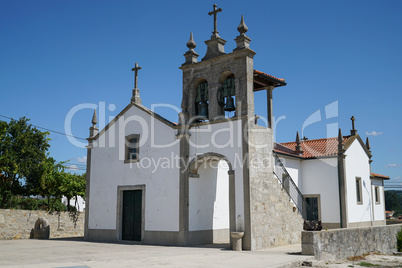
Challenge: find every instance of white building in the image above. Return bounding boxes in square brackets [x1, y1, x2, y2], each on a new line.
[274, 130, 388, 229]
[62, 195, 86, 212]
[84, 6, 388, 250]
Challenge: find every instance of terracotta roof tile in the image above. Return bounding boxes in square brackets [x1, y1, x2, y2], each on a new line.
[254, 70, 285, 82]
[371, 172, 390, 180]
[275, 136, 353, 159]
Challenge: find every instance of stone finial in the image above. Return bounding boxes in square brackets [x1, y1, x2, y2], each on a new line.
[366, 137, 371, 150]
[92, 110, 97, 126]
[350, 116, 357, 136]
[89, 109, 99, 138]
[295, 131, 303, 155]
[237, 15, 248, 36]
[183, 33, 199, 65]
[366, 137, 372, 161]
[187, 32, 196, 51]
[234, 15, 251, 52]
[338, 128, 345, 153]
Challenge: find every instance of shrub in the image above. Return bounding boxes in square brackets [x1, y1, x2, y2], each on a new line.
[397, 227, 402, 252]
[5, 196, 68, 212]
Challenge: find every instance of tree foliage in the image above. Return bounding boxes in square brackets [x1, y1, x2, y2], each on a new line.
[0, 117, 85, 211]
[384, 190, 402, 217]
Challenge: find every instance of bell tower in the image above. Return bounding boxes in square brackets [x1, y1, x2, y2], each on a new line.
[177, 5, 297, 251]
[179, 5, 256, 123]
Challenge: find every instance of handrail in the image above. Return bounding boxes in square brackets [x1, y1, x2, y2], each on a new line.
[273, 152, 312, 220]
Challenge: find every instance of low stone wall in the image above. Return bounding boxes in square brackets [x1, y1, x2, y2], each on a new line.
[302, 224, 402, 261]
[0, 209, 84, 240]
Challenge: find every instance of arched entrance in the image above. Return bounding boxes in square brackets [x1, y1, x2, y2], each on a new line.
[187, 153, 236, 246]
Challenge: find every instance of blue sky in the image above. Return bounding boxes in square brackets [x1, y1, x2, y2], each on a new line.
[1, 1, 401, 184]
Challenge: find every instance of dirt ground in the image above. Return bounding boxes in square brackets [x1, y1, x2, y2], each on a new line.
[307, 253, 402, 268]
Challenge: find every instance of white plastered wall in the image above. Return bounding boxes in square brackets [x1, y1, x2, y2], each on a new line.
[188, 119, 244, 231]
[301, 158, 340, 224]
[345, 140, 372, 224]
[189, 160, 229, 231]
[372, 178, 386, 222]
[89, 105, 180, 232]
[278, 157, 301, 188]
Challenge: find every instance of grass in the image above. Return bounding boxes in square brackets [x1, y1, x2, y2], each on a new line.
[357, 262, 380, 267]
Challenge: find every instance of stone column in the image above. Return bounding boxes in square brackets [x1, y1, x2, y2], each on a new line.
[208, 82, 220, 120]
[228, 170, 236, 248]
[266, 86, 274, 129]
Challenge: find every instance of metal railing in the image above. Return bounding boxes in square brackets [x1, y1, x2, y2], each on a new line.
[273, 152, 312, 220]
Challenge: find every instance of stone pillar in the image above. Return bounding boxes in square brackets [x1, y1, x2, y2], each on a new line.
[85, 110, 98, 240]
[337, 129, 348, 228]
[266, 86, 274, 129]
[228, 170, 236, 248]
[208, 82, 220, 120]
[177, 125, 191, 245]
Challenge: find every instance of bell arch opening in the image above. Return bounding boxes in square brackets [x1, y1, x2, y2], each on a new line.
[217, 72, 236, 118]
[193, 78, 209, 121]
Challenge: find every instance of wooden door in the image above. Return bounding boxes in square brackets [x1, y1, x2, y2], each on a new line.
[122, 190, 142, 241]
[305, 196, 319, 221]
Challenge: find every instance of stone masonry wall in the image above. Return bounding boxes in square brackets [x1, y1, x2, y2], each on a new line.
[302, 224, 402, 261]
[249, 129, 304, 250]
[0, 209, 84, 240]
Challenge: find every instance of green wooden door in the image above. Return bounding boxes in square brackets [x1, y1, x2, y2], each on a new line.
[305, 197, 319, 221]
[122, 190, 142, 241]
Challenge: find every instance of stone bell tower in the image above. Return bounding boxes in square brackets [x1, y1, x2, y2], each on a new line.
[179, 5, 256, 123]
[177, 5, 301, 251]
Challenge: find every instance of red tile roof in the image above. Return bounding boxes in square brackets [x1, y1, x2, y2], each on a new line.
[275, 136, 353, 159]
[371, 173, 390, 180]
[254, 70, 285, 82]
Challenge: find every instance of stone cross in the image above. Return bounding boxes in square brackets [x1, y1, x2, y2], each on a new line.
[131, 62, 142, 89]
[351, 116, 356, 131]
[208, 4, 222, 37]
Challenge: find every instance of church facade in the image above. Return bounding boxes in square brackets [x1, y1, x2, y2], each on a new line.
[84, 6, 388, 250]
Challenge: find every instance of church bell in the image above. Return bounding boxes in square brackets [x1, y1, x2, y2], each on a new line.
[198, 101, 209, 118]
[224, 96, 235, 112]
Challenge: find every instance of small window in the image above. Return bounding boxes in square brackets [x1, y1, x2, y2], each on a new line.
[356, 177, 363, 204]
[125, 134, 140, 163]
[375, 186, 380, 204]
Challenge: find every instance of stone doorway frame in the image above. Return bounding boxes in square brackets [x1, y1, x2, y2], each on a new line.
[116, 185, 146, 242]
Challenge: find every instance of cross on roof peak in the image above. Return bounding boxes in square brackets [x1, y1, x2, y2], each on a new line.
[350, 116, 357, 136]
[208, 4, 222, 38]
[131, 62, 142, 89]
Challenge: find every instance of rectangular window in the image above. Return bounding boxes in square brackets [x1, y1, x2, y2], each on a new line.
[356, 177, 362, 204]
[375, 186, 380, 204]
[125, 134, 140, 163]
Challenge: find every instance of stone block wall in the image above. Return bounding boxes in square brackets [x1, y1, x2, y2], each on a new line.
[248, 130, 304, 250]
[0, 209, 84, 240]
[302, 224, 402, 261]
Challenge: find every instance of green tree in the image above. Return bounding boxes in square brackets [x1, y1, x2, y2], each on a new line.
[37, 157, 66, 210]
[385, 190, 398, 212]
[0, 117, 50, 208]
[59, 172, 86, 211]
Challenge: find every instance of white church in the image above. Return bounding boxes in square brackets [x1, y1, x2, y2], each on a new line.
[84, 5, 388, 250]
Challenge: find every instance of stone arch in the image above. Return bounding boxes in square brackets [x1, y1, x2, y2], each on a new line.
[189, 152, 232, 175]
[218, 70, 235, 85]
[187, 152, 236, 245]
